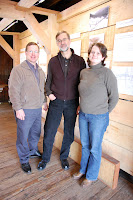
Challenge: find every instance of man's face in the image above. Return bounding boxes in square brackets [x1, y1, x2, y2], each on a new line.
[56, 33, 71, 52]
[25, 45, 39, 65]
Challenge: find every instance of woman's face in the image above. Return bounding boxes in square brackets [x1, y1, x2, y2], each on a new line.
[89, 45, 105, 65]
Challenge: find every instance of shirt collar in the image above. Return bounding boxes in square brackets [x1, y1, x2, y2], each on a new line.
[58, 48, 73, 61]
[26, 60, 38, 69]
[89, 62, 104, 69]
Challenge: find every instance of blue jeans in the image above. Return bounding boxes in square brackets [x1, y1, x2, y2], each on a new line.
[15, 108, 42, 164]
[42, 98, 78, 162]
[79, 111, 109, 181]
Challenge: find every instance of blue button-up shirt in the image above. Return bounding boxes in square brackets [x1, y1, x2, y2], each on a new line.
[26, 60, 40, 86]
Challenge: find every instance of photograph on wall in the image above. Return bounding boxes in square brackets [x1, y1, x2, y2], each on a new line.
[20, 52, 26, 63]
[116, 18, 133, 29]
[38, 47, 47, 77]
[112, 66, 133, 96]
[70, 40, 81, 56]
[89, 6, 109, 31]
[113, 31, 133, 62]
[89, 33, 105, 47]
[70, 32, 80, 39]
[39, 48, 47, 66]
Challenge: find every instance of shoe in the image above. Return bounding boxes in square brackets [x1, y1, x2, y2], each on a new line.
[61, 159, 69, 170]
[73, 172, 83, 180]
[37, 160, 47, 170]
[81, 179, 92, 188]
[21, 162, 31, 173]
[30, 150, 42, 158]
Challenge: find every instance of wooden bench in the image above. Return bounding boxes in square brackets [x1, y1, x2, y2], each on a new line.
[41, 116, 120, 189]
[54, 129, 120, 189]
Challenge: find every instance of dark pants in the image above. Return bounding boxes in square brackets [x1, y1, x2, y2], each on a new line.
[42, 98, 78, 162]
[15, 108, 42, 164]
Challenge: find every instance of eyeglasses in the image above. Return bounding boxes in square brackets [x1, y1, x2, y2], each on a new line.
[27, 50, 39, 54]
[57, 38, 69, 44]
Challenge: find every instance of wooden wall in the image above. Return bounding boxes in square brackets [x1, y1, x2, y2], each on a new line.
[56, 0, 133, 176]
[19, 0, 133, 176]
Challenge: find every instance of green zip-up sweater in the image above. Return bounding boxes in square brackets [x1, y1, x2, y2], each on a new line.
[78, 62, 119, 114]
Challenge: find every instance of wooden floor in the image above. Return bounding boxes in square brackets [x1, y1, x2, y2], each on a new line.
[0, 103, 133, 200]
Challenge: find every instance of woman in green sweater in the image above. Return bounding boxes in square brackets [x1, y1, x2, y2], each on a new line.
[73, 43, 119, 187]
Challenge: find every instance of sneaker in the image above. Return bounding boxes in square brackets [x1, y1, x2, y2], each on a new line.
[37, 160, 47, 171]
[61, 159, 69, 170]
[21, 162, 31, 173]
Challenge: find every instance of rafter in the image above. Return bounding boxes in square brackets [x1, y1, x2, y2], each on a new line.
[0, 1, 40, 33]
[23, 11, 50, 54]
[15, 5, 59, 16]
[0, 32, 20, 35]
[0, 0, 59, 55]
[0, 1, 59, 20]
[0, 1, 25, 20]
[31, 6, 59, 15]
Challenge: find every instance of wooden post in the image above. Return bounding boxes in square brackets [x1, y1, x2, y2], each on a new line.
[13, 35, 20, 67]
[48, 14, 59, 58]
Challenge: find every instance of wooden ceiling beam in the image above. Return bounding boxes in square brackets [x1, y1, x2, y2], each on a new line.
[0, 1, 25, 20]
[31, 6, 59, 15]
[23, 11, 50, 54]
[0, 0, 16, 5]
[0, 0, 58, 55]
[0, 1, 59, 19]
[15, 5, 59, 16]
[0, 1, 38, 34]
[0, 35, 14, 59]
[18, 0, 39, 8]
[57, 0, 111, 22]
[0, 32, 20, 35]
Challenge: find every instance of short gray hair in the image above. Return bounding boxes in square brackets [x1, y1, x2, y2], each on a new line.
[56, 31, 70, 40]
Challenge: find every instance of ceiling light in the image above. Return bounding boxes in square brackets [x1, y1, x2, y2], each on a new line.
[2, 20, 18, 31]
[34, 0, 45, 6]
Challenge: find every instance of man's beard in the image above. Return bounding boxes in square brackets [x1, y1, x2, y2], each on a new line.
[60, 46, 69, 52]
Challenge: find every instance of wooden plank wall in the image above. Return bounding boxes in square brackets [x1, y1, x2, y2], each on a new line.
[19, 0, 133, 176]
[57, 0, 133, 176]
